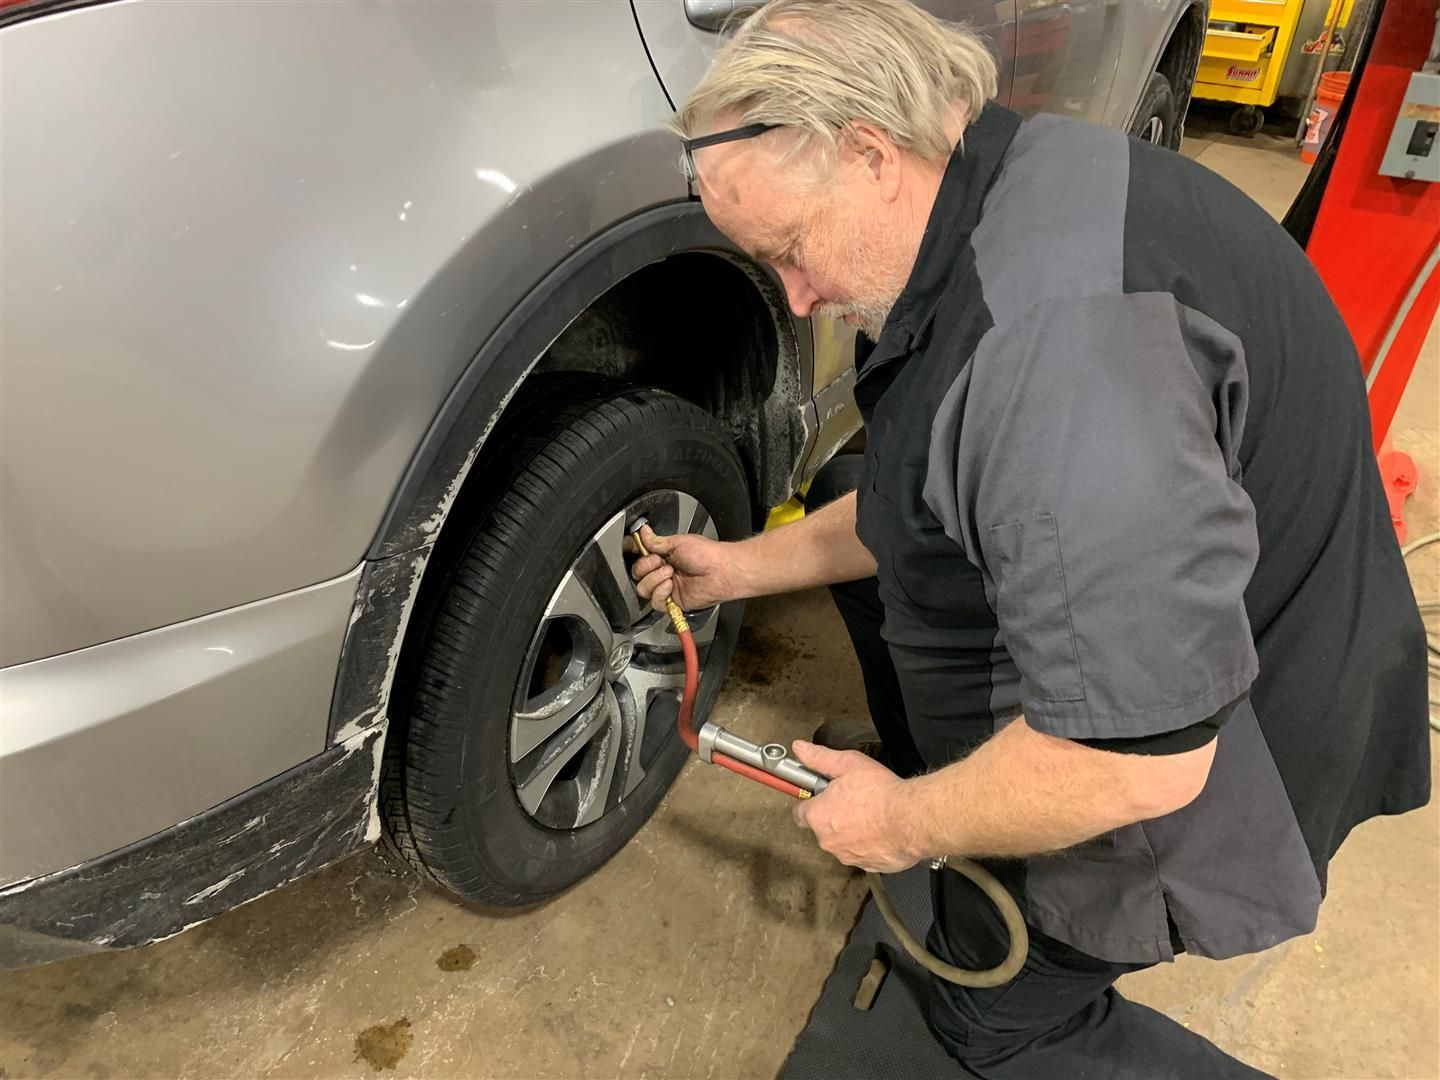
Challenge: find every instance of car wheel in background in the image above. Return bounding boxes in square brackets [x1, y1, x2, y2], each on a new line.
[1130, 72, 1181, 151]
[382, 379, 749, 905]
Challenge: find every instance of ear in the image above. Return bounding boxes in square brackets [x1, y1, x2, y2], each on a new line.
[841, 121, 904, 204]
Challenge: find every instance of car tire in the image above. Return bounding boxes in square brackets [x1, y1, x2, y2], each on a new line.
[1129, 71, 1180, 151]
[382, 377, 749, 905]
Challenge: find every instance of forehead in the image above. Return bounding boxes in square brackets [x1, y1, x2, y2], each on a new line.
[693, 138, 803, 250]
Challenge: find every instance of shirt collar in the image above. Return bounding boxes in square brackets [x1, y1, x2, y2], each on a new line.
[858, 103, 1022, 376]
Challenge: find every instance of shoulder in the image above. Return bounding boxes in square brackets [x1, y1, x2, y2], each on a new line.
[972, 116, 1132, 322]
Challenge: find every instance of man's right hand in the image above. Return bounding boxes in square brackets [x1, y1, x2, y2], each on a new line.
[629, 489, 874, 612]
[629, 524, 734, 613]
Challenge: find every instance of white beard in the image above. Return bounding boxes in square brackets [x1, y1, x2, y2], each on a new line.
[816, 299, 894, 342]
[816, 225, 909, 341]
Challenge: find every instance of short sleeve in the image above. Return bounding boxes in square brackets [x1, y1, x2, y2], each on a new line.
[961, 292, 1259, 741]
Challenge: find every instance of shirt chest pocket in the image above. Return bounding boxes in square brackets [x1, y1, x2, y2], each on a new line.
[986, 515, 1086, 704]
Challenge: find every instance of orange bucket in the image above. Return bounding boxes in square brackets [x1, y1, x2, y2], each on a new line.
[1301, 70, 1351, 163]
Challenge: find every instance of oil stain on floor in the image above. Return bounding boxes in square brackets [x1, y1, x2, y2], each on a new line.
[434, 944, 476, 972]
[354, 1018, 412, 1073]
[729, 623, 814, 687]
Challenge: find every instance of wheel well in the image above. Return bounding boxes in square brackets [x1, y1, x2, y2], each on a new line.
[332, 206, 810, 749]
[1156, 5, 1206, 124]
[367, 203, 813, 564]
[535, 251, 808, 518]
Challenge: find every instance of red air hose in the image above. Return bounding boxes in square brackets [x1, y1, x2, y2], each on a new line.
[631, 524, 807, 800]
[674, 622, 807, 799]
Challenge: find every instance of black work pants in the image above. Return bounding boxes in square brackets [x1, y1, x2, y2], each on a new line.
[804, 455, 1271, 1080]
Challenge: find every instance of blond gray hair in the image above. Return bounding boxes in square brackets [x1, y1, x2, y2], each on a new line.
[674, 0, 999, 166]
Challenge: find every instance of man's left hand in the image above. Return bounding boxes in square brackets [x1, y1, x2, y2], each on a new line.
[790, 740, 923, 873]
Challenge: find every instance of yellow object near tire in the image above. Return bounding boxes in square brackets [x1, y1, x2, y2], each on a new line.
[764, 495, 807, 531]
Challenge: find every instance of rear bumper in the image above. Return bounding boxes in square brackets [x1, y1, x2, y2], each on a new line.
[0, 727, 383, 970]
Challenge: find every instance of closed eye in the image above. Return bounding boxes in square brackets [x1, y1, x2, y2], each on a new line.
[752, 234, 803, 270]
[756, 240, 802, 270]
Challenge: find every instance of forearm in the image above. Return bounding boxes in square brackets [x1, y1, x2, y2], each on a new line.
[729, 490, 876, 598]
[891, 718, 1215, 861]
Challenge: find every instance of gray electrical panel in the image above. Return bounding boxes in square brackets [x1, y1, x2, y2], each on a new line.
[1379, 71, 1439, 182]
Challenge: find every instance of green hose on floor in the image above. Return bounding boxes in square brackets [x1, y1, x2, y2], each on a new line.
[868, 858, 1029, 987]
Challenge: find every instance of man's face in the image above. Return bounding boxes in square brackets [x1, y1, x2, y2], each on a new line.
[693, 132, 910, 341]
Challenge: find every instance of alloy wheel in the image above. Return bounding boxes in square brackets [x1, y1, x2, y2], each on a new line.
[509, 490, 719, 830]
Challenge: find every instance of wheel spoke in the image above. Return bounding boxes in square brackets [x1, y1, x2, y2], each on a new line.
[592, 513, 645, 629]
[675, 490, 702, 537]
[513, 683, 619, 819]
[673, 490, 718, 541]
[511, 663, 605, 762]
[616, 661, 686, 705]
[546, 568, 613, 655]
[614, 663, 685, 798]
[574, 694, 623, 828]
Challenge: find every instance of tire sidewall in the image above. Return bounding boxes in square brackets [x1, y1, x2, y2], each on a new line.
[1130, 72, 1179, 151]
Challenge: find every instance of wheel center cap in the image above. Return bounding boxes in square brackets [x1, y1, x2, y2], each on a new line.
[607, 640, 634, 677]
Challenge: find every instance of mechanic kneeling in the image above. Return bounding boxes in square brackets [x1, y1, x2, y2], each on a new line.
[630, 1, 1431, 1076]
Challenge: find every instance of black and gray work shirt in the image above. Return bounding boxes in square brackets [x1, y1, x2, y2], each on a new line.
[853, 104, 1429, 964]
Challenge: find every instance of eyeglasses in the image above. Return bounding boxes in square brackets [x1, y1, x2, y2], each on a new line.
[680, 122, 780, 185]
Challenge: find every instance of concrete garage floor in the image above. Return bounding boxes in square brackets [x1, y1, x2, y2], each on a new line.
[3, 124, 1437, 1080]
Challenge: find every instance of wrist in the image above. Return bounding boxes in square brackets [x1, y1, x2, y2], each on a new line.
[885, 777, 935, 864]
[724, 534, 768, 601]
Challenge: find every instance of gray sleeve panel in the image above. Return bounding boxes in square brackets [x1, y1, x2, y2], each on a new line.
[1174, 303, 1251, 480]
[970, 116, 1129, 327]
[926, 291, 1260, 740]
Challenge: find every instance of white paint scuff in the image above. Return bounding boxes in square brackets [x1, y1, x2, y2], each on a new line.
[183, 869, 245, 906]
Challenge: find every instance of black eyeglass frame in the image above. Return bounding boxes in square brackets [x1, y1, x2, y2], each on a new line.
[679, 122, 780, 184]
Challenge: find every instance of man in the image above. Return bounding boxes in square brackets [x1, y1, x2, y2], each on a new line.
[630, 1, 1431, 1075]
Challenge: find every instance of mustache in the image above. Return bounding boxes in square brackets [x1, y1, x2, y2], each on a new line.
[816, 301, 878, 321]
[815, 298, 892, 329]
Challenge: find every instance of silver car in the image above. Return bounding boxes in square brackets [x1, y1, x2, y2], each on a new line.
[0, 0, 1204, 968]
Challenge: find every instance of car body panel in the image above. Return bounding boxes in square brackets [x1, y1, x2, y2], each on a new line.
[0, 566, 361, 884]
[0, 722, 384, 967]
[1011, 0, 1124, 122]
[634, 0, 1020, 116]
[1105, 0, 1207, 131]
[0, 0, 678, 667]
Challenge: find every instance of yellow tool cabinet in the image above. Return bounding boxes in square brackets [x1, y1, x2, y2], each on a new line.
[1195, 0, 1354, 134]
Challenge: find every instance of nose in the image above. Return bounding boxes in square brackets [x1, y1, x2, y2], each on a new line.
[776, 265, 821, 318]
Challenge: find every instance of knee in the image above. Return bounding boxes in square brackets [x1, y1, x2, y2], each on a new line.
[927, 983, 1034, 1078]
[803, 453, 864, 514]
[928, 1019, 1026, 1078]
